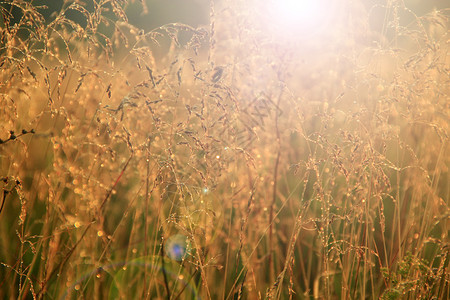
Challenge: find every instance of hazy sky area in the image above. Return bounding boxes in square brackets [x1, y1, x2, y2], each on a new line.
[3, 0, 447, 31]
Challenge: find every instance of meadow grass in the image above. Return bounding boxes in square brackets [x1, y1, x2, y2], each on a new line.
[0, 0, 448, 299]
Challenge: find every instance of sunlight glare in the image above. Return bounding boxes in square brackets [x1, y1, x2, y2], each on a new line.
[266, 0, 334, 35]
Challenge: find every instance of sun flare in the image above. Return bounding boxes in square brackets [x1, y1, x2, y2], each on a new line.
[266, 0, 335, 34]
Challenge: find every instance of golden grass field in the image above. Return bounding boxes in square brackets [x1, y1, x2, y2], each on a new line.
[0, 0, 448, 299]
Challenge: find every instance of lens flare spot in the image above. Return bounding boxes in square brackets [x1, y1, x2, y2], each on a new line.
[166, 234, 189, 261]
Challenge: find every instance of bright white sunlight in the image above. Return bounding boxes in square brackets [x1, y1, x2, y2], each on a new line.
[0, 0, 448, 299]
[265, 0, 334, 33]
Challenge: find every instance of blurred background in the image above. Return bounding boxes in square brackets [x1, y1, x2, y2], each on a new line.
[2, 0, 447, 32]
